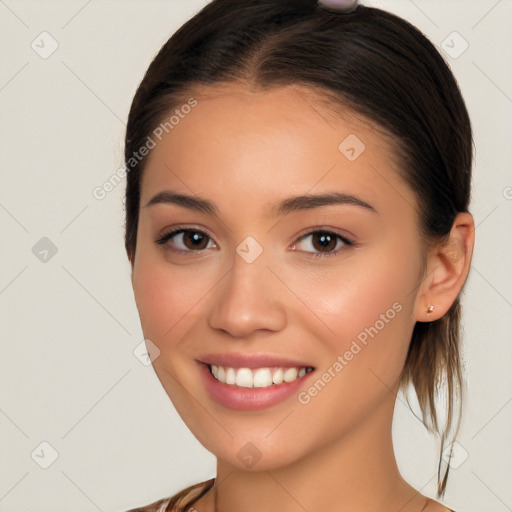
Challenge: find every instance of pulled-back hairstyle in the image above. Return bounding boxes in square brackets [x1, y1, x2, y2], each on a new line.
[124, 0, 473, 497]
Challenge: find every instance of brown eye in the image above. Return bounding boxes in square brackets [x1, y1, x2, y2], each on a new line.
[181, 230, 209, 250]
[156, 229, 215, 252]
[293, 230, 352, 258]
[311, 232, 338, 252]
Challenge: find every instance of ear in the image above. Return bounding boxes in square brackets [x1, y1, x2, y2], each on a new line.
[414, 212, 475, 322]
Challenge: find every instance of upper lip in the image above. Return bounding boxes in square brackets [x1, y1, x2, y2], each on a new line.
[199, 353, 315, 369]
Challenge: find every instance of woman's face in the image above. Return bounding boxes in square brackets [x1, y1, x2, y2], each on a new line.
[131, 83, 426, 470]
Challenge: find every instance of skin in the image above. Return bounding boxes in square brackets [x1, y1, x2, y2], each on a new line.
[130, 83, 474, 512]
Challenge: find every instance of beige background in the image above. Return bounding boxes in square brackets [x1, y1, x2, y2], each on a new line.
[1, 1, 511, 511]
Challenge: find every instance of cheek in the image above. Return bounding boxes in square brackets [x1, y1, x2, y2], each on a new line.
[132, 251, 210, 342]
[286, 262, 417, 441]
[301, 246, 419, 380]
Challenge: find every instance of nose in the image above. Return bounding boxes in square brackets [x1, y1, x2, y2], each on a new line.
[207, 252, 288, 338]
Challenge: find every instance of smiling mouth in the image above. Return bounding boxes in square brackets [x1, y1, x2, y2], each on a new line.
[207, 364, 314, 389]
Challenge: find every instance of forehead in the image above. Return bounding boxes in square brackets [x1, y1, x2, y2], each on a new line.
[140, 83, 416, 217]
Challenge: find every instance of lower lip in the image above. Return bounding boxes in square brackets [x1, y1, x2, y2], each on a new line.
[199, 363, 314, 411]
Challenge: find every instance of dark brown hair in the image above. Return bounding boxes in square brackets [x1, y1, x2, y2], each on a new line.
[124, 0, 473, 497]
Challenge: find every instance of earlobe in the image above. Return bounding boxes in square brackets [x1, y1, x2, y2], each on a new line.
[415, 212, 475, 322]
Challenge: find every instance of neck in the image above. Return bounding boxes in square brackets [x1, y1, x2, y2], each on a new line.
[207, 394, 424, 512]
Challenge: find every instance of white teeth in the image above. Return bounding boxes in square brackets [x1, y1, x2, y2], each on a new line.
[283, 367, 298, 382]
[225, 367, 236, 385]
[272, 368, 284, 385]
[209, 364, 312, 388]
[235, 368, 253, 388]
[253, 368, 273, 388]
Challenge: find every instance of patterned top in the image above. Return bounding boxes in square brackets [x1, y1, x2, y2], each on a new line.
[126, 479, 215, 512]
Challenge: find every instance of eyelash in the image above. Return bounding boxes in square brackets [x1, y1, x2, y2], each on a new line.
[154, 227, 355, 259]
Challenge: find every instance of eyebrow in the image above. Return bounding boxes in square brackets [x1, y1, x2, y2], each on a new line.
[144, 191, 217, 214]
[274, 192, 377, 215]
[144, 191, 377, 215]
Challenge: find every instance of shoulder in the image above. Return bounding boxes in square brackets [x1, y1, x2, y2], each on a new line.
[125, 478, 215, 512]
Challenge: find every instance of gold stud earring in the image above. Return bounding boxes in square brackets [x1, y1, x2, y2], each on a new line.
[427, 304, 434, 314]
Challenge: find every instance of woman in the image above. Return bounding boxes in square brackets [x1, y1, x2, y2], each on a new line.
[124, 0, 474, 510]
